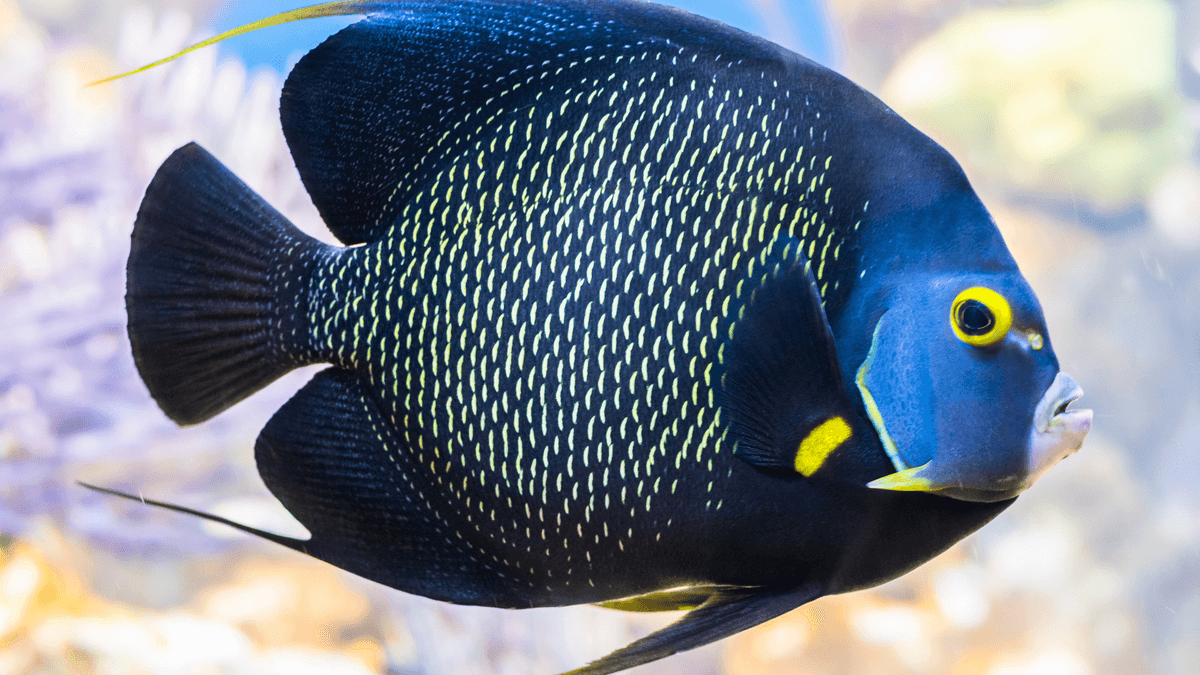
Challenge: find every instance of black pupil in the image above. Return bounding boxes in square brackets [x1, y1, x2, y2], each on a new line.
[958, 299, 994, 335]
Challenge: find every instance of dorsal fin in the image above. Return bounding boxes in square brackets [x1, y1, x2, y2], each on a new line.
[278, 0, 808, 244]
[92, 0, 826, 246]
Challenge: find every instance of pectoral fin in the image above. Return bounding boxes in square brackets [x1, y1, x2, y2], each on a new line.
[564, 585, 823, 675]
[716, 238, 859, 477]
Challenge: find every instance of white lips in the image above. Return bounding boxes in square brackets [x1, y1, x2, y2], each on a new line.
[1027, 372, 1093, 486]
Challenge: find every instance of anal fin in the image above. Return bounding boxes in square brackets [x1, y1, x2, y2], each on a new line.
[253, 368, 518, 606]
[88, 368, 522, 608]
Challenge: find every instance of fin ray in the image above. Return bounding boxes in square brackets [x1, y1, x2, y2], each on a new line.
[565, 585, 823, 675]
[78, 482, 308, 551]
[88, 1, 382, 86]
[280, 0, 809, 244]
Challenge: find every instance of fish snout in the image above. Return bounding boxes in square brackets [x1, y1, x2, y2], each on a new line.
[1027, 371, 1092, 483]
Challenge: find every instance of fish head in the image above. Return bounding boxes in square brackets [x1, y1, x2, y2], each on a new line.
[854, 272, 1092, 502]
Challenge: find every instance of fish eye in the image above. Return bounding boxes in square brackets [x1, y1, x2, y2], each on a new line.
[950, 287, 1012, 347]
[957, 300, 992, 334]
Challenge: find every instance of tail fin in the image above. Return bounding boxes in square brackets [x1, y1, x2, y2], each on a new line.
[127, 142, 315, 425]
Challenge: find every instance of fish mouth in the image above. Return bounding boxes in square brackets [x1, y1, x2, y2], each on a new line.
[1027, 372, 1092, 484]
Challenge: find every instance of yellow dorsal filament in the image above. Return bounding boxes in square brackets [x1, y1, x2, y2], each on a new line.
[794, 416, 851, 477]
[88, 0, 378, 87]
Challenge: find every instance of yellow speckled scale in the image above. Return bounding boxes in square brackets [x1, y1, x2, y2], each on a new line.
[289, 43, 857, 594]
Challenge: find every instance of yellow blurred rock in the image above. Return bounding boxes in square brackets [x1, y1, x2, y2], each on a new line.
[721, 537, 1108, 674]
[881, 0, 1192, 213]
[0, 0, 20, 40]
[194, 557, 377, 668]
[749, 618, 810, 662]
[0, 540, 96, 638]
[252, 646, 379, 675]
[987, 646, 1094, 675]
[0, 539, 100, 675]
[30, 614, 253, 674]
[0, 646, 34, 675]
[0, 537, 388, 675]
[0, 551, 43, 640]
[932, 562, 989, 629]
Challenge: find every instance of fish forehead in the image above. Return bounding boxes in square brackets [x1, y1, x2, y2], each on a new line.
[296, 43, 874, 594]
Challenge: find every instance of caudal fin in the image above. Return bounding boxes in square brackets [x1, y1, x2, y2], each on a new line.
[127, 142, 315, 425]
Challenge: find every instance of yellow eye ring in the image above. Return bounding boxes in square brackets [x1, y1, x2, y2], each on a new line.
[950, 287, 1012, 347]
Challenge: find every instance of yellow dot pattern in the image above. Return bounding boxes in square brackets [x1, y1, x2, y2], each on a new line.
[290, 44, 863, 597]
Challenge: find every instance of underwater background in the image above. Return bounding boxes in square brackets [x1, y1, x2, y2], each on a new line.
[1, 0, 1199, 673]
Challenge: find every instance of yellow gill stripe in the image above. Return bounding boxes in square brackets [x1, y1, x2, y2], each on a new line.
[89, 0, 376, 86]
[794, 416, 851, 477]
[854, 318, 908, 472]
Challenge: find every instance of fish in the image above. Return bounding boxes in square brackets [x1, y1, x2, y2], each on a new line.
[87, 1, 1094, 673]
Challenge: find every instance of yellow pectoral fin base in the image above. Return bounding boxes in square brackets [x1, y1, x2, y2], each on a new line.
[794, 416, 852, 477]
[88, 1, 379, 87]
[866, 461, 945, 493]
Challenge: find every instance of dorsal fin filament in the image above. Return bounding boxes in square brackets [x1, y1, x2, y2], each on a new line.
[88, 0, 384, 87]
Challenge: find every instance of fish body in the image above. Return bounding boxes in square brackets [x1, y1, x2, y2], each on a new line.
[108, 1, 1092, 672]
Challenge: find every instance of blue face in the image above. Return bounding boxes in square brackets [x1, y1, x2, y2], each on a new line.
[853, 269, 1088, 502]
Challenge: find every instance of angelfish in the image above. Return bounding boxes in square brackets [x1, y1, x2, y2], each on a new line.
[89, 1, 1092, 672]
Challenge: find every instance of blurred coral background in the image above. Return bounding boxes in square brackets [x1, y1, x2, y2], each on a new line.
[2, 0, 1199, 673]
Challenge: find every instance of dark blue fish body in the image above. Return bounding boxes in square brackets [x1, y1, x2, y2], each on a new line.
[106, 1, 1092, 672]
